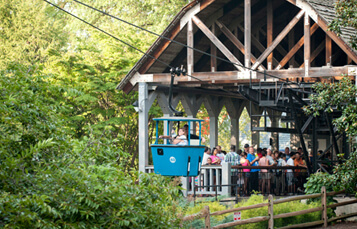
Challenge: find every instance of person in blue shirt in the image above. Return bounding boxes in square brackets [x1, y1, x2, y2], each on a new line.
[247, 146, 260, 193]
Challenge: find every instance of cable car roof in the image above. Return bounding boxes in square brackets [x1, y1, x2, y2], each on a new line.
[153, 117, 204, 122]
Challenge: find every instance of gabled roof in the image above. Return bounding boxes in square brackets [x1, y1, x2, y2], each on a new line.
[117, 0, 357, 93]
[306, 0, 356, 53]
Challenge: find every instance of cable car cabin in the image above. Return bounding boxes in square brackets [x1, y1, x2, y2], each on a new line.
[151, 117, 205, 177]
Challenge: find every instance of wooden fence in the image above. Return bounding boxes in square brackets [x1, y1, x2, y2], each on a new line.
[182, 187, 357, 229]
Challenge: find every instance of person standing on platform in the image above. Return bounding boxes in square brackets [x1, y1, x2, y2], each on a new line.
[216, 145, 225, 162]
[259, 150, 269, 195]
[286, 152, 296, 194]
[240, 152, 250, 196]
[224, 145, 241, 195]
[244, 144, 250, 154]
[210, 147, 221, 165]
[285, 147, 291, 160]
[202, 147, 211, 165]
[266, 148, 276, 194]
[183, 124, 206, 143]
[224, 145, 241, 165]
[247, 146, 260, 193]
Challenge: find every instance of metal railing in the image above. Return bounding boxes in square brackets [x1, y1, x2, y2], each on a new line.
[182, 164, 310, 197]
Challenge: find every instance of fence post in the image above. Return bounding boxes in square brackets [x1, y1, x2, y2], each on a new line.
[268, 194, 274, 229]
[321, 186, 327, 228]
[222, 163, 231, 197]
[204, 205, 211, 229]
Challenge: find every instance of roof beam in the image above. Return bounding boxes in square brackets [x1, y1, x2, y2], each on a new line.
[286, 0, 357, 64]
[135, 66, 356, 85]
[275, 23, 319, 70]
[215, 20, 265, 71]
[251, 10, 305, 70]
[138, 0, 219, 75]
[192, 15, 245, 71]
[237, 24, 281, 67]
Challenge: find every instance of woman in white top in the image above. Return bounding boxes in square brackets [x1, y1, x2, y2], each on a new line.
[159, 128, 188, 145]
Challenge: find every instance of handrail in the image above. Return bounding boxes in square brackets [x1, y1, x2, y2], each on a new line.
[273, 206, 323, 219]
[211, 216, 270, 229]
[210, 203, 269, 216]
[231, 165, 308, 170]
[273, 193, 321, 204]
[327, 199, 357, 209]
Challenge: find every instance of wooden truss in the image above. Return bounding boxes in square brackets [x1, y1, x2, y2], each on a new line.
[121, 0, 357, 93]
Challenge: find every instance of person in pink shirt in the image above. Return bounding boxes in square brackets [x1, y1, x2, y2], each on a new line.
[240, 152, 250, 196]
[210, 147, 221, 165]
[259, 150, 270, 195]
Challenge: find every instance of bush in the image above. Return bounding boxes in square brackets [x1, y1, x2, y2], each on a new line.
[304, 172, 335, 195]
[182, 201, 231, 228]
[0, 165, 183, 228]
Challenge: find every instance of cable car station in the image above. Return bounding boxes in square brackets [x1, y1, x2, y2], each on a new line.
[117, 0, 357, 196]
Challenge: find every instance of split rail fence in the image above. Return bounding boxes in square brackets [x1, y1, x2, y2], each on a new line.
[182, 187, 357, 229]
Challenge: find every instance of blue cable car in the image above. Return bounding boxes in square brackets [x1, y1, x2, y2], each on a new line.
[151, 117, 205, 176]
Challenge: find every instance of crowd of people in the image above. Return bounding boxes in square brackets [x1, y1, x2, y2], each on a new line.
[201, 144, 311, 196]
[158, 126, 326, 196]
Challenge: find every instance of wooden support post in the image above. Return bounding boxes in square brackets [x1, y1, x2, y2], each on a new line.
[222, 163, 231, 197]
[211, 23, 217, 72]
[267, 0, 273, 70]
[326, 35, 332, 66]
[204, 96, 223, 148]
[251, 116, 260, 148]
[187, 19, 194, 76]
[231, 118, 239, 149]
[268, 195, 274, 229]
[205, 206, 211, 228]
[138, 83, 149, 175]
[288, 27, 295, 68]
[210, 115, 218, 149]
[304, 13, 310, 76]
[271, 117, 279, 152]
[244, 0, 251, 68]
[321, 186, 327, 227]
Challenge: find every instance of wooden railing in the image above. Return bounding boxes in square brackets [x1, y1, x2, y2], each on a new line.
[182, 187, 357, 229]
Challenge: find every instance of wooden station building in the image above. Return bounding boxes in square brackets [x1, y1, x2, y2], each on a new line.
[117, 0, 357, 174]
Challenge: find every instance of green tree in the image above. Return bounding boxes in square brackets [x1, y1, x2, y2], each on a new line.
[0, 0, 67, 69]
[329, 0, 357, 50]
[0, 0, 190, 227]
[303, 77, 357, 193]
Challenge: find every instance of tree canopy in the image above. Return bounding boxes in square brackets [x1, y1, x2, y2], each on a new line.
[304, 77, 357, 194]
[0, 0, 188, 227]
